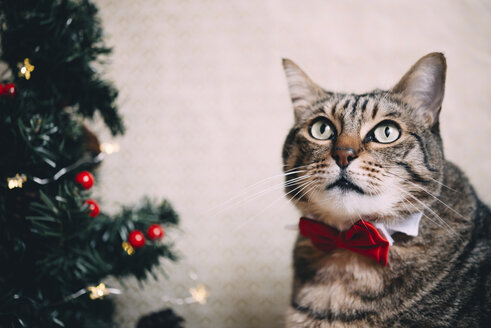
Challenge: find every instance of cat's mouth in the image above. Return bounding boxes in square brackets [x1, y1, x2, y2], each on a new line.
[326, 177, 365, 194]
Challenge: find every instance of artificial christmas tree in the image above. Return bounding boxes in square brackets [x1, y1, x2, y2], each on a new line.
[0, 1, 179, 327]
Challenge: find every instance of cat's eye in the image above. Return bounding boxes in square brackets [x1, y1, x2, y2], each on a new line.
[371, 121, 401, 144]
[309, 118, 335, 140]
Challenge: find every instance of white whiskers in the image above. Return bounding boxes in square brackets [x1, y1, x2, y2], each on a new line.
[204, 169, 311, 217]
[385, 170, 469, 222]
[229, 178, 318, 234]
[386, 182, 461, 239]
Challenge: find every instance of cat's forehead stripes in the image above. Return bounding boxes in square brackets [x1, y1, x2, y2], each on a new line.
[371, 102, 379, 119]
[349, 96, 361, 118]
[319, 94, 375, 134]
[321, 93, 404, 129]
[360, 98, 369, 114]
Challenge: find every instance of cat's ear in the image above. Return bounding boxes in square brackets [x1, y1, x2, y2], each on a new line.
[392, 53, 447, 126]
[282, 59, 325, 121]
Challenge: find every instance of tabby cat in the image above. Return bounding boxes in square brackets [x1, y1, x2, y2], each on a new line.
[281, 53, 490, 327]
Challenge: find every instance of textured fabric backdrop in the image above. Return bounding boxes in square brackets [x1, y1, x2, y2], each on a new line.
[91, 1, 490, 327]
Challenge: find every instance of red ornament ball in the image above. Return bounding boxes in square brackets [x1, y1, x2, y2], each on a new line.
[75, 171, 95, 190]
[84, 199, 100, 218]
[0, 83, 16, 98]
[128, 230, 145, 248]
[3, 83, 16, 98]
[147, 224, 165, 240]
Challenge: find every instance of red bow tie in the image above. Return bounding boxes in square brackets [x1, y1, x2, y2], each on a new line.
[299, 217, 390, 266]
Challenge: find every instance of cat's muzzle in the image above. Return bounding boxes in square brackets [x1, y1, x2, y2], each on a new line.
[326, 177, 365, 194]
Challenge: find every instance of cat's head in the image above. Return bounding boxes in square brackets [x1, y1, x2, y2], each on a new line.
[282, 53, 446, 230]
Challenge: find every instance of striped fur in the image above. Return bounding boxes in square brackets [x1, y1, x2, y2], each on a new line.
[282, 53, 490, 327]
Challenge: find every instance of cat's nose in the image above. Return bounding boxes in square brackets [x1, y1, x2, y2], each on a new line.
[332, 147, 357, 168]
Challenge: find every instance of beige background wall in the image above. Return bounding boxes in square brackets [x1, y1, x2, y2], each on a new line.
[91, 1, 490, 327]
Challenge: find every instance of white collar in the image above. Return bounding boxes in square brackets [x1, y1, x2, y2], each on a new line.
[374, 212, 423, 245]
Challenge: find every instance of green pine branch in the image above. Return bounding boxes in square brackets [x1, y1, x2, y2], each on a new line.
[0, 1, 180, 327]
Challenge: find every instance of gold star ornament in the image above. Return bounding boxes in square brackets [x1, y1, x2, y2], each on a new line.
[88, 283, 110, 300]
[189, 284, 208, 304]
[18, 58, 35, 80]
[7, 173, 27, 189]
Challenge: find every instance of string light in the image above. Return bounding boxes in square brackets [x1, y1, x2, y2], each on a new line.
[7, 173, 27, 189]
[88, 283, 109, 300]
[189, 284, 208, 304]
[162, 272, 209, 305]
[32, 153, 104, 185]
[18, 58, 35, 80]
[66, 279, 207, 304]
[65, 273, 207, 305]
[122, 241, 135, 255]
[100, 142, 120, 154]
[66, 283, 121, 301]
[21, 143, 118, 187]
